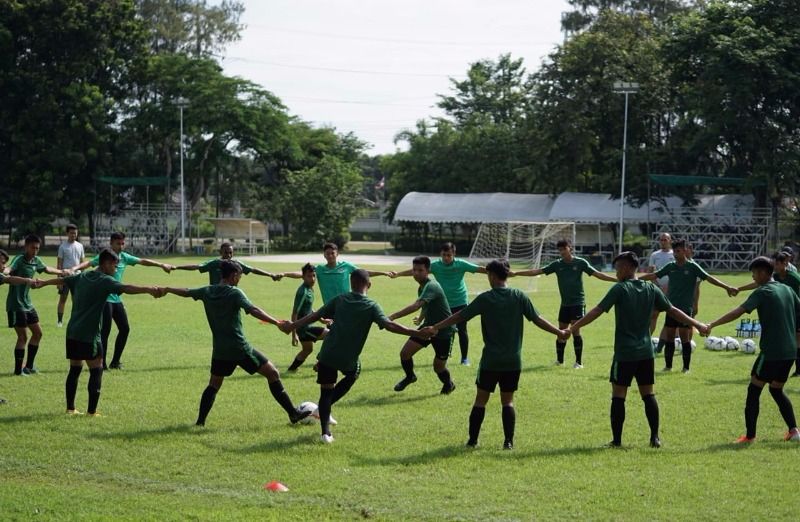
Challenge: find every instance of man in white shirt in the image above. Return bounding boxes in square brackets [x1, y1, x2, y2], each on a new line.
[647, 233, 674, 337]
[56, 224, 85, 326]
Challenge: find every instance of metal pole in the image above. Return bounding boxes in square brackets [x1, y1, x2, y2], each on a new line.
[179, 105, 186, 253]
[618, 92, 630, 255]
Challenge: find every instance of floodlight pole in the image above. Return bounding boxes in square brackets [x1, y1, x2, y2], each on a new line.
[612, 81, 640, 255]
[176, 97, 189, 253]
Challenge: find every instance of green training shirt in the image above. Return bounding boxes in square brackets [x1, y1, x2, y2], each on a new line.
[316, 261, 358, 304]
[774, 270, 800, 296]
[187, 285, 257, 361]
[64, 271, 124, 349]
[417, 279, 456, 339]
[6, 255, 46, 312]
[198, 258, 253, 285]
[430, 258, 480, 308]
[293, 283, 315, 336]
[655, 260, 708, 313]
[541, 256, 597, 306]
[316, 292, 389, 372]
[598, 279, 671, 362]
[459, 286, 539, 372]
[741, 281, 800, 361]
[90, 251, 141, 304]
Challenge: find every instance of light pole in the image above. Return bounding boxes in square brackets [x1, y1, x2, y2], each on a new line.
[612, 81, 640, 255]
[176, 97, 189, 253]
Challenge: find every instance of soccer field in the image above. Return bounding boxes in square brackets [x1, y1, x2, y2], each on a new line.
[1, 256, 797, 521]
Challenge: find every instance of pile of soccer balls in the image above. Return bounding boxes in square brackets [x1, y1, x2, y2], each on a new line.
[703, 336, 758, 354]
[651, 337, 696, 354]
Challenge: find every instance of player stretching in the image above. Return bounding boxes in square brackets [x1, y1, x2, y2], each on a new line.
[6, 234, 66, 375]
[287, 263, 329, 372]
[570, 252, 706, 448]
[513, 239, 616, 368]
[173, 242, 279, 284]
[422, 259, 567, 450]
[162, 260, 310, 427]
[74, 232, 173, 369]
[280, 269, 422, 444]
[56, 224, 85, 327]
[704, 256, 800, 444]
[388, 256, 457, 394]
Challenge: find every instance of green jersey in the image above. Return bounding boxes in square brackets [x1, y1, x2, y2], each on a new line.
[741, 281, 800, 360]
[293, 283, 316, 336]
[598, 279, 671, 362]
[459, 287, 539, 371]
[187, 285, 257, 361]
[774, 270, 800, 296]
[541, 256, 597, 306]
[64, 271, 124, 349]
[316, 292, 389, 372]
[316, 261, 358, 304]
[6, 255, 46, 312]
[655, 260, 708, 313]
[417, 279, 456, 339]
[199, 258, 253, 285]
[90, 251, 141, 304]
[430, 258, 480, 308]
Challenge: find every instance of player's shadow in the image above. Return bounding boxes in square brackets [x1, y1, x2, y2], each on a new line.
[112, 364, 208, 374]
[86, 423, 198, 441]
[205, 433, 312, 454]
[520, 365, 552, 374]
[353, 444, 467, 466]
[344, 392, 441, 407]
[693, 442, 798, 453]
[0, 412, 54, 425]
[703, 378, 746, 386]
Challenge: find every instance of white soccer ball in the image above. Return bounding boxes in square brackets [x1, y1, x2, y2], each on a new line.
[689, 340, 697, 352]
[298, 401, 318, 425]
[704, 337, 716, 350]
[674, 337, 683, 354]
[742, 339, 757, 354]
[724, 336, 739, 351]
[712, 337, 726, 351]
[651, 337, 660, 352]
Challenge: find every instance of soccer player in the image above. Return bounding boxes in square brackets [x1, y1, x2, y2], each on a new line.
[388, 256, 457, 394]
[277, 242, 394, 305]
[161, 260, 311, 427]
[280, 269, 423, 444]
[73, 232, 173, 369]
[6, 234, 66, 375]
[286, 263, 329, 372]
[173, 242, 279, 284]
[647, 233, 675, 334]
[570, 251, 706, 448]
[38, 249, 162, 415]
[421, 259, 568, 450]
[395, 242, 486, 366]
[640, 239, 738, 373]
[512, 239, 616, 368]
[702, 256, 800, 444]
[56, 223, 85, 327]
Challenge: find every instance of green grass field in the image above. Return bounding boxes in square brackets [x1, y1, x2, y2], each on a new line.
[1, 256, 798, 521]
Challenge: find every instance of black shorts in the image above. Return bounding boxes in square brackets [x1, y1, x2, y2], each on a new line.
[476, 369, 521, 393]
[298, 326, 325, 343]
[57, 283, 72, 296]
[66, 338, 101, 360]
[210, 350, 268, 377]
[409, 335, 453, 360]
[751, 354, 794, 384]
[316, 361, 360, 385]
[610, 358, 655, 387]
[664, 312, 692, 329]
[8, 309, 39, 328]
[558, 304, 585, 324]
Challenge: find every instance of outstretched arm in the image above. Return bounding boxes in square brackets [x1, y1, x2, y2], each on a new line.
[250, 267, 280, 280]
[388, 300, 424, 321]
[249, 306, 284, 327]
[569, 306, 603, 331]
[173, 264, 201, 271]
[666, 306, 706, 331]
[705, 275, 738, 297]
[533, 315, 570, 340]
[393, 269, 413, 278]
[420, 310, 466, 338]
[163, 287, 192, 298]
[737, 281, 758, 293]
[6, 275, 38, 286]
[43, 266, 67, 276]
[73, 259, 93, 272]
[639, 273, 658, 282]
[382, 319, 426, 338]
[277, 271, 302, 280]
[280, 310, 324, 333]
[510, 268, 544, 277]
[139, 258, 174, 273]
[592, 271, 618, 283]
[367, 270, 395, 278]
[703, 306, 747, 336]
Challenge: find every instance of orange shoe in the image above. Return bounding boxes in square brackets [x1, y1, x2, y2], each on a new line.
[784, 428, 800, 442]
[66, 409, 83, 415]
[734, 435, 755, 444]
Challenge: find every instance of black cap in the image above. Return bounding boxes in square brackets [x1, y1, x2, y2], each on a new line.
[613, 251, 639, 268]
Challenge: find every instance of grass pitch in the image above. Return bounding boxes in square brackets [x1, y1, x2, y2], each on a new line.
[1, 256, 798, 520]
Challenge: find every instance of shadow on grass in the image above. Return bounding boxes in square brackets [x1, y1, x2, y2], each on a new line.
[105, 364, 209, 374]
[353, 444, 468, 466]
[0, 412, 55, 424]
[344, 392, 441, 407]
[86, 423, 200, 441]
[692, 441, 800, 453]
[203, 432, 313, 454]
[703, 378, 748, 386]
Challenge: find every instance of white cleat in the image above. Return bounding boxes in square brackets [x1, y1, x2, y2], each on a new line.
[320, 434, 334, 444]
[573, 362, 583, 369]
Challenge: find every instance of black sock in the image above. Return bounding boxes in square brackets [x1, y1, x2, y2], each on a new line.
[196, 385, 218, 425]
[58, 312, 64, 323]
[745, 383, 763, 439]
[288, 357, 304, 371]
[556, 341, 566, 364]
[796, 347, 800, 373]
[436, 368, 452, 385]
[574, 335, 584, 365]
[664, 340, 676, 369]
[87, 367, 103, 414]
[268, 379, 297, 417]
[642, 394, 659, 440]
[682, 340, 691, 370]
[401, 358, 415, 379]
[319, 387, 335, 436]
[610, 397, 626, 445]
[25, 344, 39, 369]
[65, 366, 82, 410]
[468, 406, 486, 444]
[656, 339, 666, 353]
[769, 387, 797, 430]
[502, 405, 516, 444]
[14, 348, 24, 374]
[331, 373, 357, 404]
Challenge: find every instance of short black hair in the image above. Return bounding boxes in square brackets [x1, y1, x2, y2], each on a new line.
[350, 268, 370, 287]
[781, 245, 795, 259]
[412, 256, 431, 269]
[775, 251, 792, 264]
[672, 239, 687, 250]
[0, 249, 8, 262]
[110, 232, 126, 242]
[301, 263, 316, 275]
[66, 223, 78, 232]
[749, 256, 774, 275]
[24, 234, 41, 245]
[486, 258, 510, 280]
[613, 251, 639, 269]
[323, 242, 338, 252]
[220, 242, 233, 250]
[440, 242, 455, 253]
[556, 239, 572, 248]
[98, 248, 119, 265]
[220, 260, 243, 279]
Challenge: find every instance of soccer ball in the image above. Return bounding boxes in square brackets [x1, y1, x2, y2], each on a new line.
[675, 337, 683, 354]
[742, 339, 757, 354]
[704, 337, 716, 350]
[712, 337, 726, 351]
[689, 340, 697, 352]
[298, 401, 318, 425]
[724, 337, 740, 351]
[651, 337, 660, 352]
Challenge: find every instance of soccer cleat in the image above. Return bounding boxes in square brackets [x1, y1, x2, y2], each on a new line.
[108, 362, 123, 370]
[320, 433, 335, 444]
[573, 362, 583, 369]
[604, 440, 622, 448]
[57, 321, 63, 328]
[22, 367, 38, 375]
[465, 439, 478, 448]
[311, 408, 337, 425]
[784, 428, 800, 442]
[734, 435, 756, 444]
[15, 371, 29, 377]
[553, 361, 564, 367]
[87, 412, 103, 417]
[66, 409, 83, 415]
[289, 408, 313, 424]
[440, 381, 456, 395]
[649, 437, 662, 448]
[503, 440, 513, 450]
[662, 367, 672, 372]
[681, 368, 690, 374]
[393, 375, 417, 392]
[460, 358, 470, 366]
